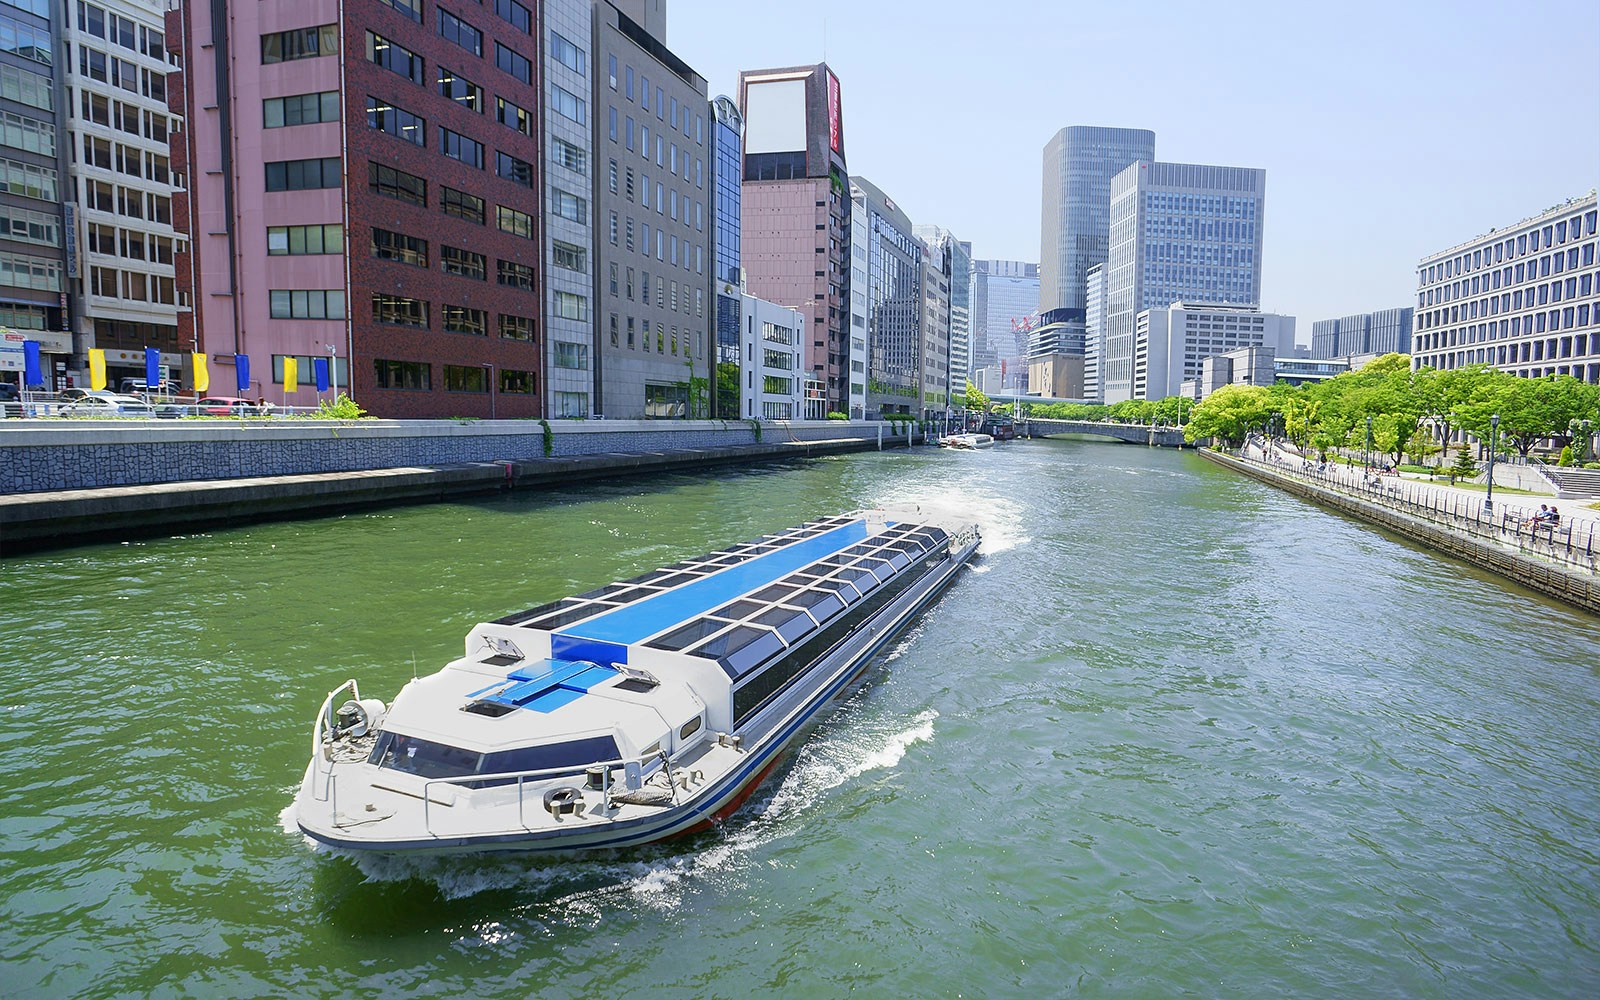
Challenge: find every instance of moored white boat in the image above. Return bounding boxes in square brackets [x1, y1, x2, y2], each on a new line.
[290, 506, 980, 854]
[938, 433, 994, 450]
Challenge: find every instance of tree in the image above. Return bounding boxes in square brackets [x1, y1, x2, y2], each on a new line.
[1450, 445, 1477, 481]
[1184, 384, 1272, 445]
[963, 378, 988, 414]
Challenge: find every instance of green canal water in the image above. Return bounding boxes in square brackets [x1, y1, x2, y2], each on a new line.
[3, 441, 1598, 998]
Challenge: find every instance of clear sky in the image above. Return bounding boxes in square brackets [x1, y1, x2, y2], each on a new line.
[665, 0, 1599, 339]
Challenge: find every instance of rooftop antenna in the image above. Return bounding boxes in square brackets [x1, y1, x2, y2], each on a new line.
[822, 14, 827, 62]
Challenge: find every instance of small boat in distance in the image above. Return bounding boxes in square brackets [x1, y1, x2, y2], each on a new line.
[938, 433, 994, 450]
[291, 506, 980, 855]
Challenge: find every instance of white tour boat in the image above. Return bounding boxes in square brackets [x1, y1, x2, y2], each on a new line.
[291, 506, 980, 854]
[938, 432, 994, 450]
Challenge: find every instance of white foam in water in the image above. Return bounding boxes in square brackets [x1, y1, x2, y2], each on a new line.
[866, 485, 1030, 560]
[291, 707, 942, 915]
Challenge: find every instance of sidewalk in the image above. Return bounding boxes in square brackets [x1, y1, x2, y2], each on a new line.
[1243, 440, 1599, 534]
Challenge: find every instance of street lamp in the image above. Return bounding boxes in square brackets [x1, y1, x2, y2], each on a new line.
[1484, 413, 1499, 512]
[482, 363, 496, 419]
[1364, 414, 1373, 472]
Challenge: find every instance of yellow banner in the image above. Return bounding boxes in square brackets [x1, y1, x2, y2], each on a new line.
[89, 349, 106, 390]
[192, 352, 209, 393]
[283, 357, 298, 394]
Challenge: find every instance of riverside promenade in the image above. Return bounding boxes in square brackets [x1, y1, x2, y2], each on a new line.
[1202, 444, 1599, 615]
[0, 418, 917, 554]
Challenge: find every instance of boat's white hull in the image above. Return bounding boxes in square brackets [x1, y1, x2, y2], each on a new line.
[295, 536, 978, 855]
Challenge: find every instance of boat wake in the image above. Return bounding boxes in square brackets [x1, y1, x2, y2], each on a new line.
[289, 707, 940, 917]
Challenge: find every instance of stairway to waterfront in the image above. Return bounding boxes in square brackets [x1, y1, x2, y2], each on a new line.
[1538, 464, 1600, 500]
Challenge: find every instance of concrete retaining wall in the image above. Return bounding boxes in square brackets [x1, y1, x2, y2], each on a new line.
[0, 418, 906, 494]
[1201, 449, 1599, 616]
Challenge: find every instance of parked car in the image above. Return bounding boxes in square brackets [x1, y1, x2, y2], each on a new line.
[195, 396, 261, 416]
[59, 393, 156, 417]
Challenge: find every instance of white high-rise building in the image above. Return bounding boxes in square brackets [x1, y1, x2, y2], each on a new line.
[1134, 302, 1295, 401]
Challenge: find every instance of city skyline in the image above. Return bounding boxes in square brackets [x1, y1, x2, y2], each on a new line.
[669, 0, 1600, 332]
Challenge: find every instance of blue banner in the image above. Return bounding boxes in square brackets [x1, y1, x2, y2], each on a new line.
[235, 354, 250, 394]
[23, 340, 41, 387]
[313, 357, 330, 392]
[145, 347, 160, 388]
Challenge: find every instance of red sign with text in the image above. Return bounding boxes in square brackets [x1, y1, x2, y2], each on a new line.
[827, 71, 842, 154]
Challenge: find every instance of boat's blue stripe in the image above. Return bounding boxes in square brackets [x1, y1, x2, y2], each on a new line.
[558, 520, 869, 646]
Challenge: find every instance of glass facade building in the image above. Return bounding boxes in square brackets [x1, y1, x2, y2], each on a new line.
[1040, 125, 1155, 329]
[851, 175, 920, 416]
[1411, 193, 1598, 384]
[1102, 161, 1266, 402]
[970, 259, 1040, 391]
[709, 95, 742, 418]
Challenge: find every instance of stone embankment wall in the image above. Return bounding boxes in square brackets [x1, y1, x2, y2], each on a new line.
[0, 419, 905, 494]
[1201, 449, 1599, 616]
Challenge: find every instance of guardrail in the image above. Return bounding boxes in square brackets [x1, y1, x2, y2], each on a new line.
[3, 398, 322, 419]
[1235, 450, 1596, 571]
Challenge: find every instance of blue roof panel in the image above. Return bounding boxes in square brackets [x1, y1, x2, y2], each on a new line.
[559, 520, 869, 646]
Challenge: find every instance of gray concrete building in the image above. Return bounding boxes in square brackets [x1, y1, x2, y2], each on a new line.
[1411, 191, 1597, 383]
[914, 224, 969, 404]
[1310, 307, 1413, 360]
[1102, 160, 1266, 402]
[850, 175, 920, 417]
[1136, 303, 1294, 401]
[920, 236, 950, 415]
[592, 0, 711, 418]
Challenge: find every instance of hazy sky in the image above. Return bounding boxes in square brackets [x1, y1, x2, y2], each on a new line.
[666, 0, 1599, 338]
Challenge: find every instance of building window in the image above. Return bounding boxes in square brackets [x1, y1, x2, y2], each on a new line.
[371, 227, 428, 267]
[267, 224, 342, 255]
[378, 0, 422, 23]
[262, 24, 337, 64]
[496, 97, 533, 136]
[553, 290, 587, 321]
[553, 241, 586, 273]
[0, 250, 61, 290]
[551, 189, 586, 224]
[364, 32, 424, 84]
[550, 31, 585, 74]
[372, 293, 428, 328]
[443, 365, 488, 393]
[496, 205, 533, 239]
[495, 151, 534, 188]
[369, 162, 427, 206]
[440, 128, 483, 168]
[438, 69, 482, 112]
[499, 313, 535, 341]
[264, 91, 340, 128]
[437, 9, 482, 56]
[265, 157, 340, 192]
[499, 369, 535, 394]
[373, 359, 431, 390]
[441, 186, 485, 224]
[494, 42, 531, 84]
[553, 341, 589, 369]
[497, 258, 534, 291]
[552, 137, 586, 175]
[442, 305, 487, 336]
[494, 0, 531, 34]
[551, 84, 585, 124]
[268, 289, 346, 319]
[367, 97, 426, 145]
[0, 64, 52, 112]
[440, 245, 486, 280]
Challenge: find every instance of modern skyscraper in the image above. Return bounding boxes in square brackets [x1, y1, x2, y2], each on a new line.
[592, 0, 712, 418]
[1411, 191, 1597, 383]
[913, 224, 970, 401]
[1039, 126, 1155, 348]
[849, 175, 920, 417]
[738, 61, 850, 411]
[169, 0, 551, 417]
[970, 259, 1039, 391]
[1101, 160, 1266, 402]
[1310, 307, 1414, 359]
[920, 238, 950, 415]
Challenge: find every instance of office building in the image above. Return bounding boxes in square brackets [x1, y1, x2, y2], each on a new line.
[542, 0, 593, 418]
[736, 290, 804, 419]
[970, 258, 1038, 391]
[708, 93, 742, 419]
[1134, 302, 1294, 400]
[1190, 349, 1347, 401]
[738, 61, 850, 411]
[593, 0, 711, 418]
[1102, 160, 1267, 402]
[1411, 193, 1597, 383]
[168, 0, 550, 416]
[1024, 306, 1085, 400]
[1084, 262, 1105, 400]
[845, 208, 868, 416]
[914, 224, 970, 400]
[0, 0, 69, 383]
[63, 0, 182, 389]
[920, 237, 950, 415]
[850, 175, 920, 417]
[1310, 307, 1413, 359]
[1039, 125, 1155, 376]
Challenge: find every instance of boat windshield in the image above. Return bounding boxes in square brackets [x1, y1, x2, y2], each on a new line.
[368, 731, 622, 786]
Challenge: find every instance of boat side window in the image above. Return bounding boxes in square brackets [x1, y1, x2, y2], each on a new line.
[782, 589, 845, 623]
[478, 736, 622, 785]
[368, 732, 483, 779]
[752, 606, 812, 643]
[679, 715, 702, 740]
[647, 616, 733, 652]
